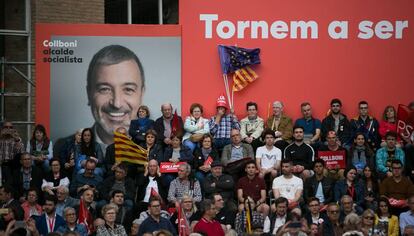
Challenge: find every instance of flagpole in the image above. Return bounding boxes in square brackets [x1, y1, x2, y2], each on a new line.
[223, 74, 232, 110]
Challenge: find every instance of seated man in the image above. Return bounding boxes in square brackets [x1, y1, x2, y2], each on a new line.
[339, 195, 362, 220]
[240, 101, 264, 151]
[153, 103, 184, 148]
[350, 101, 380, 151]
[70, 159, 103, 197]
[304, 197, 328, 226]
[209, 95, 240, 150]
[138, 197, 177, 235]
[380, 160, 414, 214]
[263, 197, 290, 235]
[255, 129, 282, 182]
[35, 194, 66, 235]
[98, 163, 135, 210]
[321, 98, 352, 148]
[236, 160, 270, 217]
[319, 202, 344, 236]
[193, 199, 225, 236]
[11, 152, 42, 199]
[55, 186, 79, 217]
[294, 102, 322, 146]
[266, 101, 293, 151]
[303, 159, 335, 206]
[221, 129, 254, 180]
[167, 163, 202, 205]
[272, 158, 303, 209]
[284, 125, 315, 179]
[211, 193, 236, 230]
[109, 190, 134, 229]
[203, 161, 235, 205]
[318, 131, 348, 180]
[376, 131, 405, 179]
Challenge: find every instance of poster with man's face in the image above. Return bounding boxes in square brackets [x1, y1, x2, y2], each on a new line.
[36, 25, 181, 144]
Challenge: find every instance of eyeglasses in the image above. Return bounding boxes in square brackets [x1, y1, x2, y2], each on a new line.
[3, 126, 13, 129]
[331, 104, 341, 108]
[364, 216, 374, 220]
[150, 205, 161, 208]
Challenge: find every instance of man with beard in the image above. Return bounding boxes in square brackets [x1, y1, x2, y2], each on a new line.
[86, 45, 145, 150]
[153, 103, 184, 147]
[321, 98, 352, 148]
[284, 125, 315, 179]
[35, 195, 66, 235]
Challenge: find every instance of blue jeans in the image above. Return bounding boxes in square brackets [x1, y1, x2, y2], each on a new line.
[183, 139, 198, 152]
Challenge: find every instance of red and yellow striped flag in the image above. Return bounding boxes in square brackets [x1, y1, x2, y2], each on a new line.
[114, 131, 148, 165]
[232, 66, 259, 92]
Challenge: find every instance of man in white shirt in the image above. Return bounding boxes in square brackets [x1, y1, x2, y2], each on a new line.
[272, 158, 303, 209]
[256, 129, 282, 180]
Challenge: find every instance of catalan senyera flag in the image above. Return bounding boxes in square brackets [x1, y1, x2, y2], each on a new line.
[114, 131, 148, 165]
[218, 45, 261, 92]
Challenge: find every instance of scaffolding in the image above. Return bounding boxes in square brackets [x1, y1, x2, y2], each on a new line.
[0, 0, 34, 142]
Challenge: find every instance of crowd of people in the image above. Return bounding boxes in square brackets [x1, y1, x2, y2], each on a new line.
[1, 97, 414, 236]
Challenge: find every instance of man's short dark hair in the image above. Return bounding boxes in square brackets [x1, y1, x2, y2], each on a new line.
[148, 197, 161, 206]
[358, 101, 368, 107]
[111, 190, 124, 199]
[330, 98, 342, 106]
[246, 102, 258, 111]
[300, 102, 310, 108]
[87, 45, 145, 99]
[391, 159, 403, 167]
[0, 185, 14, 198]
[116, 163, 128, 173]
[274, 197, 288, 207]
[262, 128, 276, 139]
[245, 160, 257, 169]
[307, 197, 320, 205]
[313, 159, 325, 168]
[292, 125, 304, 132]
[44, 194, 58, 205]
[281, 158, 293, 165]
[385, 131, 398, 139]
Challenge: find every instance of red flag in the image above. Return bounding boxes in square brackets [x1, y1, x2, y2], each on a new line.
[171, 109, 182, 137]
[176, 202, 190, 236]
[397, 104, 414, 141]
[78, 199, 94, 234]
[150, 187, 159, 198]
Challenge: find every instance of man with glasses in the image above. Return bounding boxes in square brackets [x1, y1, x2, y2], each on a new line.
[0, 121, 24, 185]
[211, 193, 235, 230]
[138, 197, 177, 236]
[321, 98, 352, 148]
[350, 101, 380, 150]
[380, 160, 414, 213]
[400, 195, 414, 234]
[376, 131, 405, 179]
[56, 207, 88, 236]
[70, 159, 103, 197]
[319, 202, 344, 236]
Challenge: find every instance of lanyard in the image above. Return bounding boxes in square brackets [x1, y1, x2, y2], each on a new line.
[47, 216, 55, 232]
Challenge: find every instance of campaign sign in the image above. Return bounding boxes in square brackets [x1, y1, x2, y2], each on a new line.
[317, 150, 346, 169]
[160, 162, 186, 173]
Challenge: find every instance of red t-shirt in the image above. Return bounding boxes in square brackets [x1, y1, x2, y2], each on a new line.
[236, 175, 266, 202]
[194, 217, 225, 236]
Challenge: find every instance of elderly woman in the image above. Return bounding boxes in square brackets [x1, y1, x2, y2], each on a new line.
[360, 209, 376, 236]
[96, 203, 127, 236]
[192, 134, 219, 184]
[42, 158, 70, 196]
[183, 103, 210, 152]
[129, 105, 154, 146]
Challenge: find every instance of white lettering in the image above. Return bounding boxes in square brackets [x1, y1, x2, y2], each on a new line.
[217, 20, 236, 39]
[375, 20, 393, 39]
[290, 21, 318, 39]
[237, 21, 250, 39]
[328, 21, 348, 39]
[358, 21, 374, 39]
[395, 21, 408, 39]
[270, 21, 288, 39]
[251, 21, 269, 39]
[200, 14, 218, 39]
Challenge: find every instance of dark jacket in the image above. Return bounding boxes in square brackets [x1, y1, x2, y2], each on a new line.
[304, 175, 335, 204]
[304, 211, 328, 226]
[153, 115, 184, 146]
[34, 213, 66, 236]
[162, 145, 193, 162]
[203, 173, 235, 200]
[334, 179, 365, 207]
[136, 175, 167, 202]
[193, 147, 220, 171]
[321, 114, 352, 145]
[12, 166, 43, 198]
[142, 143, 164, 162]
[346, 145, 375, 171]
[98, 175, 136, 201]
[350, 116, 380, 150]
[129, 118, 154, 145]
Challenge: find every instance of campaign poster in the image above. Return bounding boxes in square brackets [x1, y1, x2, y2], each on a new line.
[317, 150, 346, 169]
[36, 24, 181, 145]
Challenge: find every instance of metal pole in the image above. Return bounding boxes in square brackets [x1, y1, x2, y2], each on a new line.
[158, 0, 163, 25]
[127, 0, 132, 24]
[1, 57, 5, 122]
[26, 0, 32, 141]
